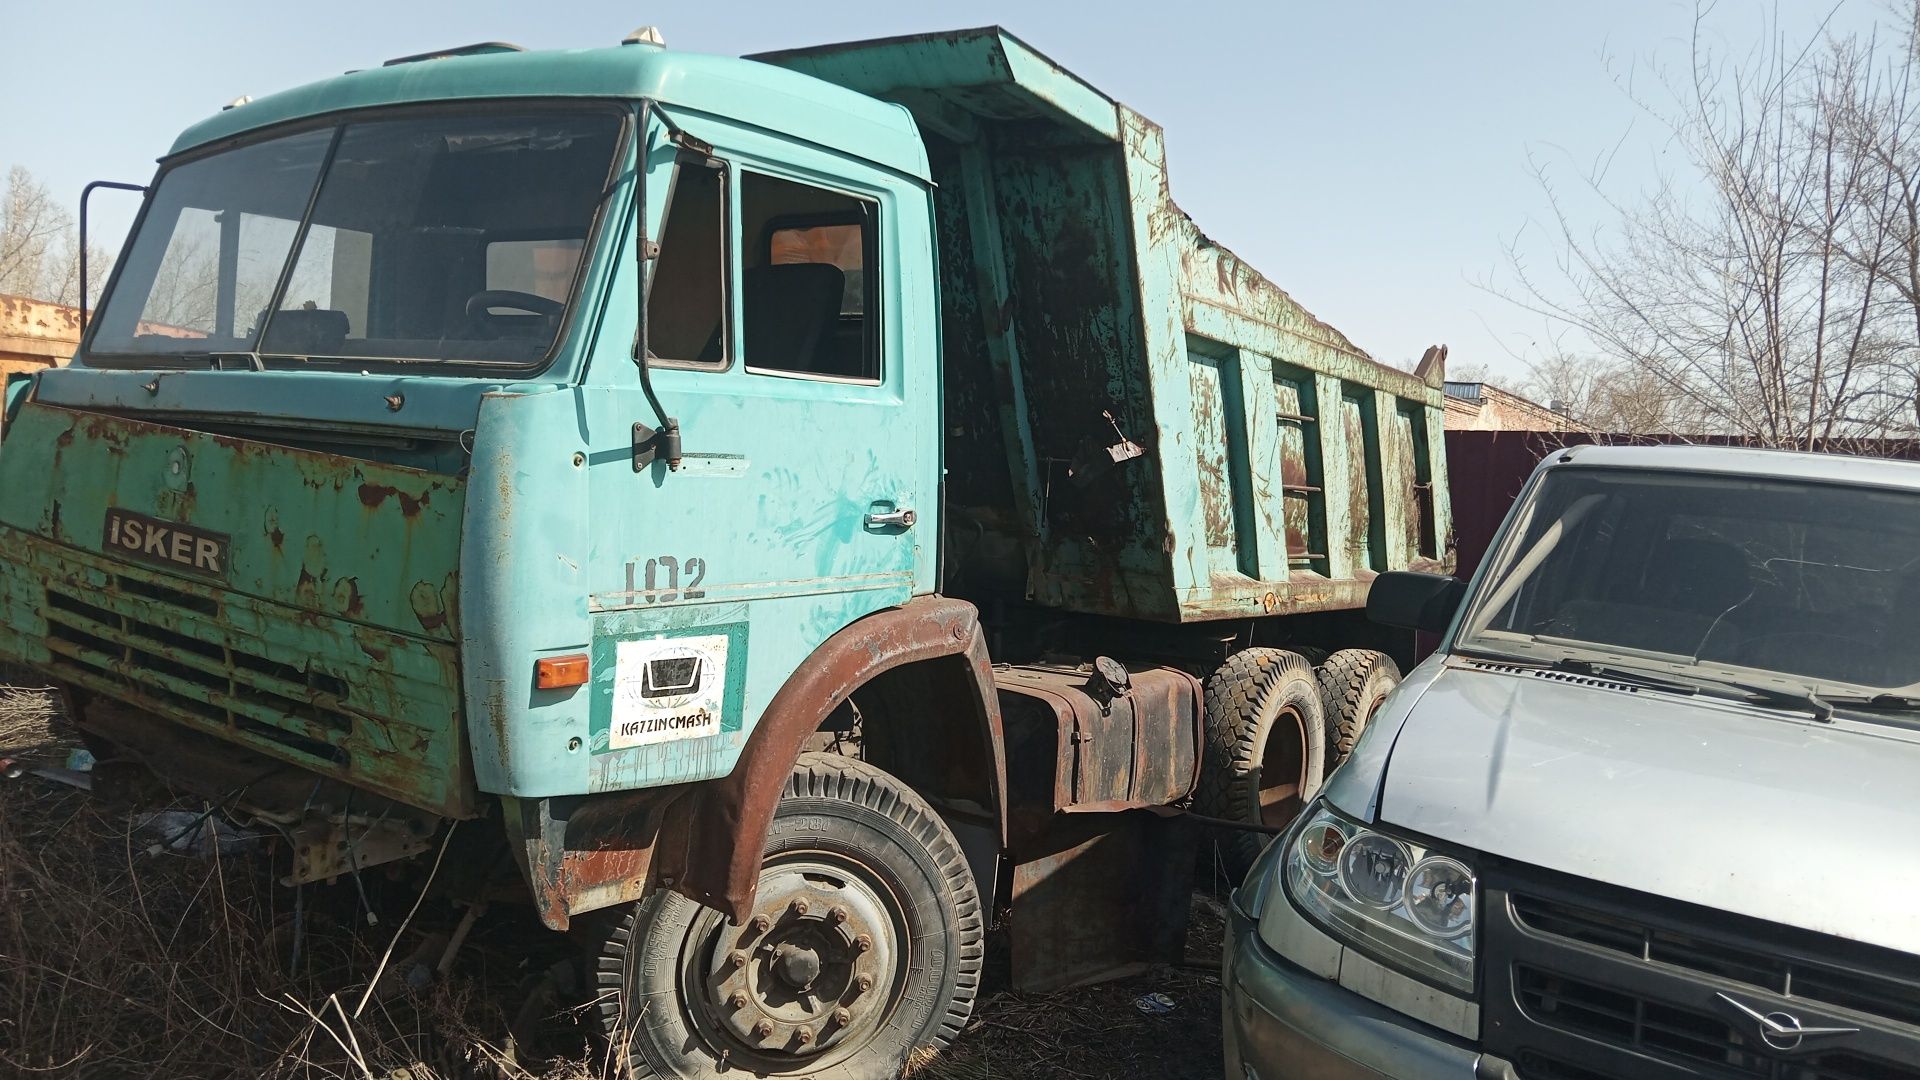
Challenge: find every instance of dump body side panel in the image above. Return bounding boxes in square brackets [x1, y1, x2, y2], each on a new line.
[759, 28, 1453, 624]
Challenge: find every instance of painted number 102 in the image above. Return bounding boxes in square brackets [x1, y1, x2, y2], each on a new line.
[626, 555, 707, 602]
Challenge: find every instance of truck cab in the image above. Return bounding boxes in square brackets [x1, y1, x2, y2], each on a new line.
[2, 27, 1450, 1079]
[1226, 444, 1920, 1079]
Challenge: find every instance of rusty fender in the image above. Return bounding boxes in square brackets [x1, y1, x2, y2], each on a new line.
[504, 784, 695, 931]
[659, 595, 1007, 922]
[505, 597, 1006, 929]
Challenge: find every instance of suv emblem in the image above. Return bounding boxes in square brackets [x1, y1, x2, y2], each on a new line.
[1716, 992, 1860, 1051]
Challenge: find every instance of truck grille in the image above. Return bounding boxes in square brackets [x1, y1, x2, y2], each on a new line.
[1483, 867, 1920, 1080]
[44, 579, 356, 764]
[0, 532, 473, 817]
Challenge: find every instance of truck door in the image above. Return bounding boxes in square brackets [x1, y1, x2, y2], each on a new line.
[577, 116, 938, 793]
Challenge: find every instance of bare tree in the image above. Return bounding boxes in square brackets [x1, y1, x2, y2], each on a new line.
[0, 165, 110, 308]
[1519, 350, 1706, 434]
[1502, 2, 1920, 446]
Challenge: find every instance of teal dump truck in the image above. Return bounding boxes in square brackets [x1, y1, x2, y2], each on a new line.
[0, 27, 1449, 1078]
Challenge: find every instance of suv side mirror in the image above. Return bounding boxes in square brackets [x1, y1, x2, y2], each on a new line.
[1367, 571, 1467, 634]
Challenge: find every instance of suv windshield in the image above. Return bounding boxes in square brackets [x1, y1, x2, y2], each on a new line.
[1458, 465, 1920, 695]
[88, 108, 623, 368]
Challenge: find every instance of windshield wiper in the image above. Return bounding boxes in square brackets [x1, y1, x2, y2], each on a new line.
[1810, 693, 1920, 715]
[1715, 682, 1837, 723]
[1547, 657, 1840, 721]
[1546, 657, 1703, 695]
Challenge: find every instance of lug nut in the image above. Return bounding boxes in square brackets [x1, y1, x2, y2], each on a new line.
[854, 933, 873, 953]
[829, 905, 850, 924]
[728, 949, 749, 968]
[796, 1026, 814, 1045]
[791, 898, 810, 917]
[751, 913, 773, 933]
[832, 1007, 853, 1027]
[753, 1019, 774, 1039]
[855, 973, 875, 993]
[728, 990, 750, 1009]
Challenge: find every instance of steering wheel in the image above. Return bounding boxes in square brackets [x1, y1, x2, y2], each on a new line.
[465, 289, 564, 331]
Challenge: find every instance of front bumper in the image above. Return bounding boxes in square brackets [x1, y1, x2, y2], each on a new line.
[1224, 903, 1497, 1080]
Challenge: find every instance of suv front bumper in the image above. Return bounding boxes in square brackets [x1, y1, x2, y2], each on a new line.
[1223, 903, 1501, 1079]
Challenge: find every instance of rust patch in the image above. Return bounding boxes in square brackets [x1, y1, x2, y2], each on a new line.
[333, 576, 365, 619]
[358, 482, 429, 518]
[409, 581, 447, 632]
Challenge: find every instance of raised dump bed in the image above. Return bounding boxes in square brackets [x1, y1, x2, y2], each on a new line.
[759, 29, 1451, 623]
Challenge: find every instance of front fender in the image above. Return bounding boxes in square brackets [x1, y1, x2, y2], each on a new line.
[661, 595, 1007, 921]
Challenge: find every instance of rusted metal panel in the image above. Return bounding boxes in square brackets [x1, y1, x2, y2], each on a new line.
[0, 400, 473, 816]
[994, 661, 1201, 830]
[503, 785, 693, 931]
[761, 32, 1454, 625]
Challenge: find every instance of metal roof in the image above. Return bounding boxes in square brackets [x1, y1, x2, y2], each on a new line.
[168, 43, 931, 181]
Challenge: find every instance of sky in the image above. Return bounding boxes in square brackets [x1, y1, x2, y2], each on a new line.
[0, 0, 1892, 382]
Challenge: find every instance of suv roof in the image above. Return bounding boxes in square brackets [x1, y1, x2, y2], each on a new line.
[1549, 442, 1920, 489]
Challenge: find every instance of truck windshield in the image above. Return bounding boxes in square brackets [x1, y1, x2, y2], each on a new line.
[1457, 466, 1920, 696]
[87, 108, 623, 369]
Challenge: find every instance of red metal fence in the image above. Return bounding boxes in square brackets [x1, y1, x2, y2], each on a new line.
[1444, 431, 1920, 584]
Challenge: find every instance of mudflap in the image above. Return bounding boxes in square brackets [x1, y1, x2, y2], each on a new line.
[1008, 808, 1198, 992]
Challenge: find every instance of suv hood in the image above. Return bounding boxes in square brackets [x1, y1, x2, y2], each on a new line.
[1372, 659, 1920, 955]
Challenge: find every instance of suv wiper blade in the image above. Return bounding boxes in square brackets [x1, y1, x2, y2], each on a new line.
[1680, 676, 1837, 722]
[1547, 657, 1702, 695]
[1813, 693, 1920, 714]
[1549, 657, 1840, 721]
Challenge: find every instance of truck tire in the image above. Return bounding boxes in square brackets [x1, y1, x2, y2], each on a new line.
[1316, 649, 1401, 771]
[1197, 648, 1327, 882]
[594, 752, 984, 1080]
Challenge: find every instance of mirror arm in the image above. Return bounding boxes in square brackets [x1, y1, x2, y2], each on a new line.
[78, 180, 148, 332]
[632, 99, 682, 472]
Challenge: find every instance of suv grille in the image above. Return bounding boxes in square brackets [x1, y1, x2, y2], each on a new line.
[1483, 868, 1920, 1080]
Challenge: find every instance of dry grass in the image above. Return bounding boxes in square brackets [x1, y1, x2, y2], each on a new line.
[0, 679, 1230, 1079]
[0, 682, 59, 752]
[0, 681, 606, 1080]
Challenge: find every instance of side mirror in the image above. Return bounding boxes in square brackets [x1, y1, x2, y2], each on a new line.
[1367, 571, 1468, 634]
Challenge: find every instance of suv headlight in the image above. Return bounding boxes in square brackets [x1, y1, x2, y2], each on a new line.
[1281, 800, 1477, 992]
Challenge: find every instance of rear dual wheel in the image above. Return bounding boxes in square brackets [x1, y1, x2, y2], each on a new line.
[1197, 648, 1327, 881]
[595, 753, 983, 1079]
[1316, 648, 1401, 767]
[1198, 648, 1402, 881]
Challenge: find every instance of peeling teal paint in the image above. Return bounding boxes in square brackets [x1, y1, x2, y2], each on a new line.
[0, 26, 1451, 816]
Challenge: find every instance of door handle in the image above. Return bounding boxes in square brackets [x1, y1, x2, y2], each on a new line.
[864, 506, 917, 529]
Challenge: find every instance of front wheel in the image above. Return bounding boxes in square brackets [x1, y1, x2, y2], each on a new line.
[594, 753, 984, 1079]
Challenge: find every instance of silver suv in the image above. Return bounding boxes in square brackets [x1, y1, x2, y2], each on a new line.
[1224, 445, 1920, 1079]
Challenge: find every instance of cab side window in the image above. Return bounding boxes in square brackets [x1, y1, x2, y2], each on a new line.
[647, 164, 729, 367]
[739, 172, 878, 381]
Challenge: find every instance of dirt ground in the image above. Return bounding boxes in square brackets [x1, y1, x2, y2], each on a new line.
[0, 680, 1228, 1080]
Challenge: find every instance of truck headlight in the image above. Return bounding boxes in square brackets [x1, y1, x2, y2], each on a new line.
[1280, 800, 1476, 992]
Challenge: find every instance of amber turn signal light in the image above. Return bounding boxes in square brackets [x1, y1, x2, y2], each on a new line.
[535, 653, 590, 689]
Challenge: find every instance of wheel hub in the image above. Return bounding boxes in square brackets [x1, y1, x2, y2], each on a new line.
[772, 943, 823, 990]
[702, 860, 898, 1057]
